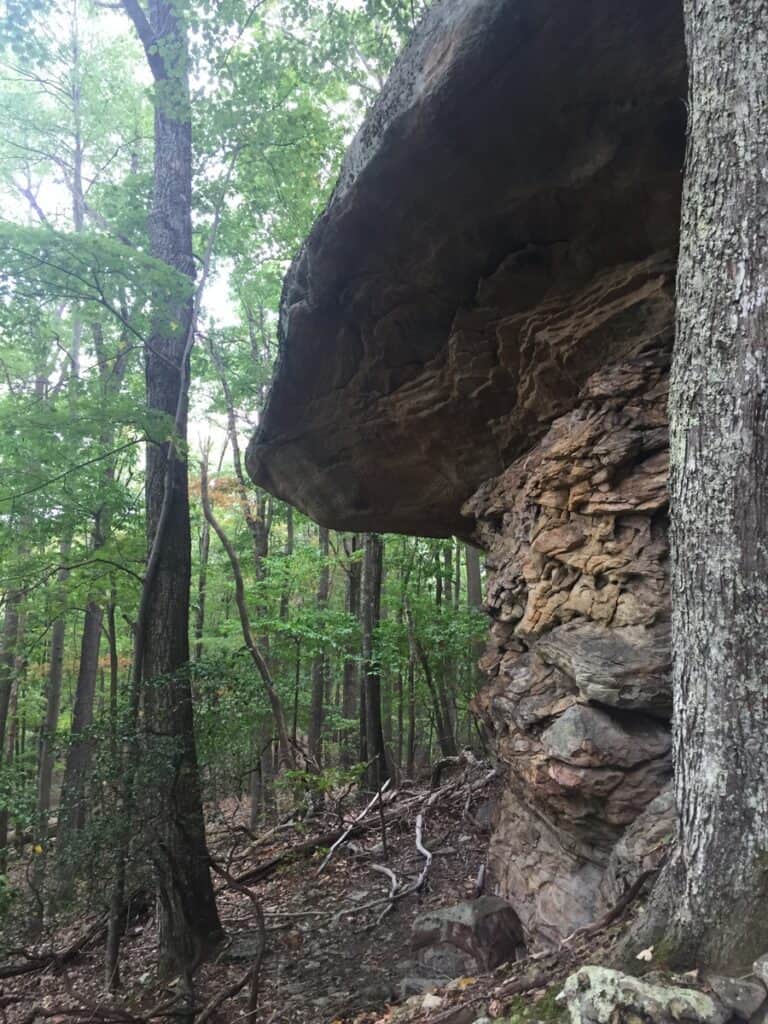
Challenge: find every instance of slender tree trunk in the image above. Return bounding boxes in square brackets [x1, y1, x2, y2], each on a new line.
[57, 601, 103, 839]
[208, 339, 269, 575]
[453, 538, 461, 610]
[633, 0, 768, 974]
[406, 655, 416, 779]
[362, 534, 389, 790]
[0, 592, 22, 771]
[406, 605, 455, 758]
[279, 506, 294, 622]
[465, 544, 483, 609]
[341, 535, 360, 767]
[465, 543, 486, 700]
[0, 602, 24, 868]
[200, 461, 294, 768]
[107, 591, 119, 764]
[193, 519, 210, 663]
[0, 595, 22, 867]
[37, 561, 68, 840]
[308, 527, 330, 767]
[292, 643, 301, 746]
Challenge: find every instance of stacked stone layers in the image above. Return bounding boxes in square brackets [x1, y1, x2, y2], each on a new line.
[464, 343, 676, 944]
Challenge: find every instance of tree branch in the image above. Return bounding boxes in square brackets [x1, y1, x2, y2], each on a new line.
[120, 0, 165, 80]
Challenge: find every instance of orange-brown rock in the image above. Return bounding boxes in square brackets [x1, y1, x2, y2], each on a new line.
[466, 349, 672, 940]
[246, 0, 685, 537]
[246, 0, 686, 950]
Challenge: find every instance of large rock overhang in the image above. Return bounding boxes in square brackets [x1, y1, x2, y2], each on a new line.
[246, 0, 686, 537]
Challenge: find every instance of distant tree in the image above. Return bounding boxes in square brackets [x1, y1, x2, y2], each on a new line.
[361, 533, 389, 789]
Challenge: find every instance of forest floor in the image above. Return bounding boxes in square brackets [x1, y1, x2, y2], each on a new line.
[0, 761, 627, 1024]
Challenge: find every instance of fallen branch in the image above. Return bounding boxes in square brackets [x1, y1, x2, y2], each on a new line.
[431, 753, 474, 790]
[561, 867, 659, 946]
[316, 779, 391, 874]
[370, 862, 399, 924]
[0, 915, 107, 979]
[206, 859, 266, 1023]
[414, 813, 432, 892]
[229, 770, 487, 888]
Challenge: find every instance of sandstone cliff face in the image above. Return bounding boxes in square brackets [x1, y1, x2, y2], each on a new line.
[465, 339, 676, 942]
[248, 0, 686, 950]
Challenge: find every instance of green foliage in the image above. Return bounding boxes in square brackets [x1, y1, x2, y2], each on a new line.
[0, 0, 493, 935]
[501, 987, 568, 1024]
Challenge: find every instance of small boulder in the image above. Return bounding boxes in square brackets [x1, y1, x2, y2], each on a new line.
[398, 976, 438, 1001]
[706, 975, 766, 1020]
[753, 954, 768, 990]
[562, 966, 729, 1024]
[422, 993, 444, 1011]
[412, 895, 525, 973]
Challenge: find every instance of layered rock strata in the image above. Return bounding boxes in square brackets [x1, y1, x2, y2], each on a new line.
[465, 345, 675, 942]
[247, 0, 687, 952]
[247, 0, 685, 537]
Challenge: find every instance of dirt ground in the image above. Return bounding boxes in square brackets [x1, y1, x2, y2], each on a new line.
[1, 762, 511, 1023]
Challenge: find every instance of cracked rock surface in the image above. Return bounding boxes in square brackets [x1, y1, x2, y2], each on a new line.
[467, 348, 674, 941]
[246, 0, 687, 950]
[247, 0, 685, 537]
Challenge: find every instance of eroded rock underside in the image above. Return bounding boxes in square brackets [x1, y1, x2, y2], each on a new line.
[248, 0, 687, 949]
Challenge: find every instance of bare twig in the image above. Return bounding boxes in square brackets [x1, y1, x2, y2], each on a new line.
[316, 779, 391, 874]
[205, 860, 266, 1023]
[414, 813, 433, 893]
[370, 863, 399, 925]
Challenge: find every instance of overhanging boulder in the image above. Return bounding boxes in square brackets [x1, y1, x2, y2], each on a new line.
[246, 0, 687, 946]
[246, 0, 685, 537]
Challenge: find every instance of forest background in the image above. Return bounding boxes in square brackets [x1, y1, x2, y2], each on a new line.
[0, 0, 487, 943]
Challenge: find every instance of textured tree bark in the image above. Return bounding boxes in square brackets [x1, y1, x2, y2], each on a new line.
[464, 544, 483, 610]
[362, 534, 390, 790]
[637, 0, 768, 973]
[308, 527, 330, 766]
[122, 0, 223, 976]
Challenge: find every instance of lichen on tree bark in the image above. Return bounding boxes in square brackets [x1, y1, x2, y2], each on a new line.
[632, 0, 768, 972]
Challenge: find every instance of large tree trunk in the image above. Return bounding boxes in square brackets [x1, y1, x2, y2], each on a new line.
[639, 0, 768, 973]
[122, 0, 223, 975]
